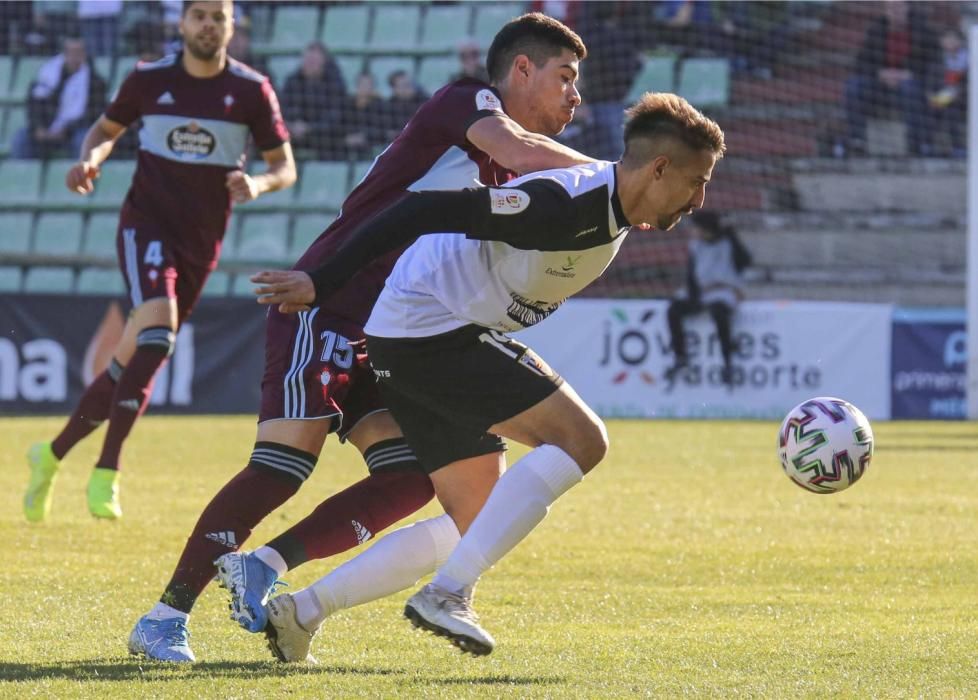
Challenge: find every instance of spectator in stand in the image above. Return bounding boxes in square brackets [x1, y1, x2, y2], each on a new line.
[929, 27, 967, 158]
[843, 1, 941, 157]
[227, 18, 268, 77]
[380, 70, 428, 143]
[665, 210, 751, 387]
[11, 37, 108, 159]
[329, 71, 387, 160]
[575, 2, 642, 160]
[280, 40, 347, 158]
[450, 38, 489, 83]
[78, 0, 122, 57]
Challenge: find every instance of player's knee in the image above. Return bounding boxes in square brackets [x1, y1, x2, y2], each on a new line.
[247, 441, 318, 486]
[575, 417, 609, 473]
[136, 326, 177, 357]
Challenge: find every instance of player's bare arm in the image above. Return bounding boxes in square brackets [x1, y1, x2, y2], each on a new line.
[66, 116, 127, 194]
[467, 115, 595, 174]
[225, 143, 296, 204]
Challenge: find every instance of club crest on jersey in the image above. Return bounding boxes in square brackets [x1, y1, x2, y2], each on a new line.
[489, 188, 530, 215]
[167, 120, 216, 159]
[223, 93, 235, 113]
[475, 89, 500, 111]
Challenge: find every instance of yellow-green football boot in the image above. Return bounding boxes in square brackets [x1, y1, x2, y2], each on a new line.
[24, 442, 61, 523]
[87, 468, 122, 520]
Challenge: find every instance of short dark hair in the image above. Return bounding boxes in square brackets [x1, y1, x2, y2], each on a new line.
[622, 92, 726, 163]
[183, 0, 232, 16]
[486, 12, 586, 83]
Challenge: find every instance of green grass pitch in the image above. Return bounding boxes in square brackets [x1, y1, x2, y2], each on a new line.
[1, 416, 976, 697]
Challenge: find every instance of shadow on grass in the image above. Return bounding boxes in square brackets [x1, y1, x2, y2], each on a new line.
[876, 444, 978, 452]
[431, 674, 566, 686]
[0, 659, 405, 682]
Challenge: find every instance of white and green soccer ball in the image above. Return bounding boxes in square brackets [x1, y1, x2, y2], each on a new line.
[778, 397, 874, 494]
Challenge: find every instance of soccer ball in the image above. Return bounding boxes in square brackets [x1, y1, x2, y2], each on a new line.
[777, 396, 874, 494]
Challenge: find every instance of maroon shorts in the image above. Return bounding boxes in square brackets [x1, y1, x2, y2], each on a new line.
[258, 306, 384, 440]
[116, 215, 215, 325]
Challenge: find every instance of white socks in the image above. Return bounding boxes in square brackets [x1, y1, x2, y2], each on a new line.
[294, 513, 461, 630]
[432, 444, 583, 596]
[254, 545, 289, 577]
[147, 602, 188, 621]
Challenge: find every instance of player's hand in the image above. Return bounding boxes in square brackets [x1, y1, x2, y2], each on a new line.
[226, 170, 261, 203]
[66, 161, 100, 195]
[251, 270, 315, 314]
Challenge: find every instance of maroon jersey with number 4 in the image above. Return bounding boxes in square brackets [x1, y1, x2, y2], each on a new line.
[295, 78, 518, 327]
[105, 53, 289, 264]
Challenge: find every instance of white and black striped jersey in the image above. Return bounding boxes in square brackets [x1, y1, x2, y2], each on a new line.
[305, 160, 632, 337]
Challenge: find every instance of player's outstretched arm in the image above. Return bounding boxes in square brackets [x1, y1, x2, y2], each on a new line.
[226, 143, 297, 204]
[65, 116, 127, 195]
[467, 115, 596, 175]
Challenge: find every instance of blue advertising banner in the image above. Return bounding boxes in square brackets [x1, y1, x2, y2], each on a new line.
[890, 309, 967, 419]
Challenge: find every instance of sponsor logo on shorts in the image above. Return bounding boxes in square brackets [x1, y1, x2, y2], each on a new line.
[167, 121, 216, 159]
[489, 188, 530, 215]
[475, 89, 500, 111]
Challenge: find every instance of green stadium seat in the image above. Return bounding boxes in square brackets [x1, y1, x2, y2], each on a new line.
[421, 6, 473, 53]
[94, 56, 113, 85]
[268, 54, 300, 89]
[231, 273, 258, 297]
[626, 56, 677, 103]
[297, 161, 349, 212]
[42, 159, 89, 209]
[77, 267, 125, 295]
[221, 215, 239, 258]
[321, 5, 370, 53]
[369, 56, 417, 99]
[336, 55, 365, 91]
[0, 265, 22, 292]
[0, 105, 26, 157]
[290, 213, 327, 258]
[82, 213, 119, 257]
[0, 213, 33, 254]
[111, 56, 140, 99]
[201, 270, 230, 296]
[235, 213, 290, 262]
[370, 5, 422, 53]
[0, 56, 14, 102]
[23, 266, 75, 293]
[677, 58, 730, 108]
[33, 213, 84, 256]
[351, 160, 374, 188]
[91, 160, 136, 208]
[8, 57, 46, 104]
[263, 5, 321, 53]
[0, 160, 42, 206]
[472, 4, 525, 48]
[417, 56, 457, 96]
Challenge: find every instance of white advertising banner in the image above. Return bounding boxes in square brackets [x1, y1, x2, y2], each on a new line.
[515, 299, 893, 420]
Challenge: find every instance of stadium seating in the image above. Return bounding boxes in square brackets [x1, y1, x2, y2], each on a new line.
[0, 56, 14, 102]
[626, 56, 677, 103]
[76, 267, 125, 294]
[82, 213, 119, 258]
[296, 161, 349, 212]
[0, 213, 33, 254]
[91, 160, 136, 208]
[267, 54, 300, 89]
[33, 212, 84, 256]
[230, 273, 257, 297]
[417, 56, 457, 96]
[236, 213, 290, 263]
[321, 5, 370, 54]
[420, 5, 474, 53]
[472, 4, 525, 48]
[8, 57, 46, 104]
[677, 58, 730, 109]
[23, 265, 75, 293]
[262, 5, 322, 54]
[201, 270, 230, 296]
[369, 56, 418, 99]
[369, 5, 422, 53]
[0, 106, 26, 157]
[290, 213, 326, 258]
[0, 265, 22, 292]
[350, 161, 374, 187]
[41, 159, 87, 210]
[0, 160, 42, 206]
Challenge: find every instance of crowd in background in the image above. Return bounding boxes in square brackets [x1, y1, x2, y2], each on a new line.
[0, 0, 972, 161]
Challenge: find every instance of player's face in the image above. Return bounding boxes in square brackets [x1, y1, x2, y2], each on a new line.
[644, 148, 717, 231]
[524, 48, 582, 136]
[180, 1, 233, 62]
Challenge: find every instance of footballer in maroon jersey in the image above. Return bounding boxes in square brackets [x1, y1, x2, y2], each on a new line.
[134, 12, 592, 663]
[25, 0, 295, 540]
